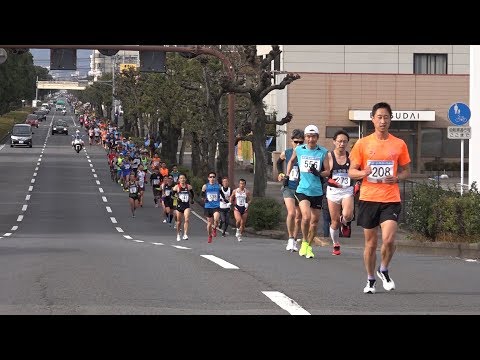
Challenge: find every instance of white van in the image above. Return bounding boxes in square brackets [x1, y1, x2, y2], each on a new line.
[10, 124, 33, 148]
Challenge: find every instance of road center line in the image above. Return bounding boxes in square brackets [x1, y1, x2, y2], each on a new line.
[25, 195, 30, 201]
[151, 242, 164, 245]
[96, 180, 100, 185]
[261, 291, 310, 315]
[3, 233, 12, 237]
[28, 186, 33, 191]
[17, 215, 23, 222]
[133, 240, 144, 243]
[172, 245, 191, 250]
[11, 226, 18, 231]
[22, 205, 28, 211]
[30, 179, 35, 184]
[115, 227, 124, 233]
[200, 255, 239, 269]
[123, 235, 132, 239]
[110, 217, 117, 224]
[102, 196, 108, 202]
[106, 206, 112, 213]
[99, 188, 104, 193]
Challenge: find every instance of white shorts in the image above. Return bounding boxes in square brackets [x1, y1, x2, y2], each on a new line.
[326, 186, 354, 205]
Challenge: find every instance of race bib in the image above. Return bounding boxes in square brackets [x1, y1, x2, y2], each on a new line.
[129, 186, 137, 194]
[332, 171, 351, 188]
[299, 155, 321, 173]
[153, 179, 160, 185]
[179, 193, 189, 202]
[207, 193, 218, 201]
[289, 165, 299, 181]
[237, 196, 246, 206]
[367, 160, 394, 183]
[164, 189, 171, 196]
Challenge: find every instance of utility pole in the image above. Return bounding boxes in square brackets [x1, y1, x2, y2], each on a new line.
[35, 76, 39, 107]
[111, 55, 116, 125]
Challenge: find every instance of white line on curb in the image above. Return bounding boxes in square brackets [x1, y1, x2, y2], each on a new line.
[102, 196, 108, 202]
[115, 227, 124, 233]
[110, 217, 117, 224]
[16, 215, 23, 222]
[106, 206, 112, 213]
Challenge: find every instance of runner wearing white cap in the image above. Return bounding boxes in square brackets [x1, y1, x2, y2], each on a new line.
[285, 124, 330, 259]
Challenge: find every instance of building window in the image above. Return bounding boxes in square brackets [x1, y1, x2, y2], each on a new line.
[326, 126, 359, 139]
[421, 128, 469, 157]
[274, 53, 280, 72]
[414, 54, 447, 74]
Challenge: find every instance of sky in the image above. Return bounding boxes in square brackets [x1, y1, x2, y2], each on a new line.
[30, 49, 92, 78]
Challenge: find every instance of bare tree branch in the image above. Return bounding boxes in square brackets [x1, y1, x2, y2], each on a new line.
[265, 111, 293, 125]
[259, 73, 301, 99]
[261, 45, 281, 69]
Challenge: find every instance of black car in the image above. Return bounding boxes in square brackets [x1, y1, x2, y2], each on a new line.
[52, 120, 68, 135]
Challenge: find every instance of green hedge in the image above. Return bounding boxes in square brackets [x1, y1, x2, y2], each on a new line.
[424, 161, 469, 172]
[405, 182, 480, 242]
[246, 197, 282, 231]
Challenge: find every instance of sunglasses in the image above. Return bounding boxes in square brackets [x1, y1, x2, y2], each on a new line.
[293, 140, 304, 144]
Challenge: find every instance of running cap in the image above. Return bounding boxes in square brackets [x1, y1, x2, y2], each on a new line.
[304, 124, 319, 135]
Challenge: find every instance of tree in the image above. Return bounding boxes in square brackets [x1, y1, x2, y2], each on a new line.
[221, 45, 300, 197]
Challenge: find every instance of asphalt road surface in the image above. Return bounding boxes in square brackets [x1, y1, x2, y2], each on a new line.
[0, 110, 479, 314]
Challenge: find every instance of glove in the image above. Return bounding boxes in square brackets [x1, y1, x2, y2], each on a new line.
[354, 181, 361, 196]
[309, 164, 321, 177]
[327, 178, 342, 188]
[283, 176, 290, 187]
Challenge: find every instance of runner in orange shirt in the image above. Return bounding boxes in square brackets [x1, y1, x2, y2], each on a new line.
[348, 102, 411, 294]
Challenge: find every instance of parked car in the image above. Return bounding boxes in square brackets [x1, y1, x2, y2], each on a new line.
[10, 124, 33, 148]
[25, 114, 39, 128]
[52, 120, 68, 135]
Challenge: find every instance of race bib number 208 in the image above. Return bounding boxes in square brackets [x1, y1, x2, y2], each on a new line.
[367, 160, 394, 183]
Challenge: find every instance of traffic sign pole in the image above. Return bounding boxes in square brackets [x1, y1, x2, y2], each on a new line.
[461, 139, 464, 195]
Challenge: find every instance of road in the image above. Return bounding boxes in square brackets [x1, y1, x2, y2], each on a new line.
[0, 110, 479, 314]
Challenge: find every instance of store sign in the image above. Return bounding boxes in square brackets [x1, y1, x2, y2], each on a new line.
[349, 110, 435, 121]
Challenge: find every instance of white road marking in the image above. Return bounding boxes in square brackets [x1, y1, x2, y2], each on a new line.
[133, 240, 144, 243]
[102, 196, 108, 202]
[115, 227, 124, 233]
[11, 226, 18, 231]
[88, 159, 91, 162]
[90, 164, 93, 167]
[106, 206, 112, 213]
[25, 195, 30, 201]
[110, 217, 117, 224]
[16, 215, 23, 222]
[39, 155, 42, 158]
[35, 167, 39, 171]
[172, 245, 191, 250]
[37, 162, 40, 165]
[3, 233, 12, 237]
[94, 174, 98, 178]
[22, 205, 28, 211]
[151, 242, 164, 245]
[0, 145, 4, 151]
[28, 186, 33, 191]
[465, 259, 478, 262]
[30, 179, 35, 183]
[96, 180, 100, 185]
[99, 188, 104, 193]
[123, 235, 132, 239]
[262, 291, 310, 315]
[200, 255, 239, 269]
[33, 172, 37, 177]
[92, 169, 95, 172]
[86, 156, 90, 159]
[71, 115, 76, 126]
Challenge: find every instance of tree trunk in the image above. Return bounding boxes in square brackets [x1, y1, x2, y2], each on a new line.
[207, 139, 216, 172]
[178, 133, 186, 165]
[251, 102, 267, 197]
[191, 132, 201, 176]
[160, 126, 181, 165]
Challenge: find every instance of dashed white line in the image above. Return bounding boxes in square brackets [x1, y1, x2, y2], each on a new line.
[37, 162, 40, 166]
[28, 186, 33, 191]
[11, 226, 18, 231]
[17, 215, 24, 222]
[3, 233, 12, 237]
[33, 172, 37, 177]
[94, 174, 98, 178]
[200, 255, 239, 269]
[106, 206, 112, 213]
[90, 164, 93, 167]
[30, 179, 35, 184]
[151, 242, 164, 245]
[99, 188, 104, 193]
[133, 240, 144, 243]
[110, 217, 117, 224]
[172, 245, 191, 250]
[262, 291, 310, 315]
[25, 195, 30, 201]
[115, 227, 124, 233]
[35, 167, 39, 171]
[465, 259, 478, 262]
[96, 180, 100, 185]
[86, 156, 90, 159]
[123, 235, 132, 239]
[22, 205, 28, 211]
[88, 159, 91, 162]
[102, 196, 108, 202]
[0, 145, 4, 151]
[91, 169, 95, 173]
[39, 155, 42, 158]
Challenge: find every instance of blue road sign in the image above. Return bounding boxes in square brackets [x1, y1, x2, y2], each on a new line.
[448, 102, 471, 126]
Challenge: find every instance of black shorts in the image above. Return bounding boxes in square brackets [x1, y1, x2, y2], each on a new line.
[129, 194, 139, 200]
[294, 192, 323, 209]
[164, 198, 174, 209]
[204, 207, 219, 218]
[234, 205, 247, 215]
[356, 201, 402, 229]
[177, 202, 190, 213]
[153, 188, 161, 197]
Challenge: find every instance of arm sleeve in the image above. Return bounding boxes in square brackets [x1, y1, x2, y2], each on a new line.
[276, 157, 285, 173]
